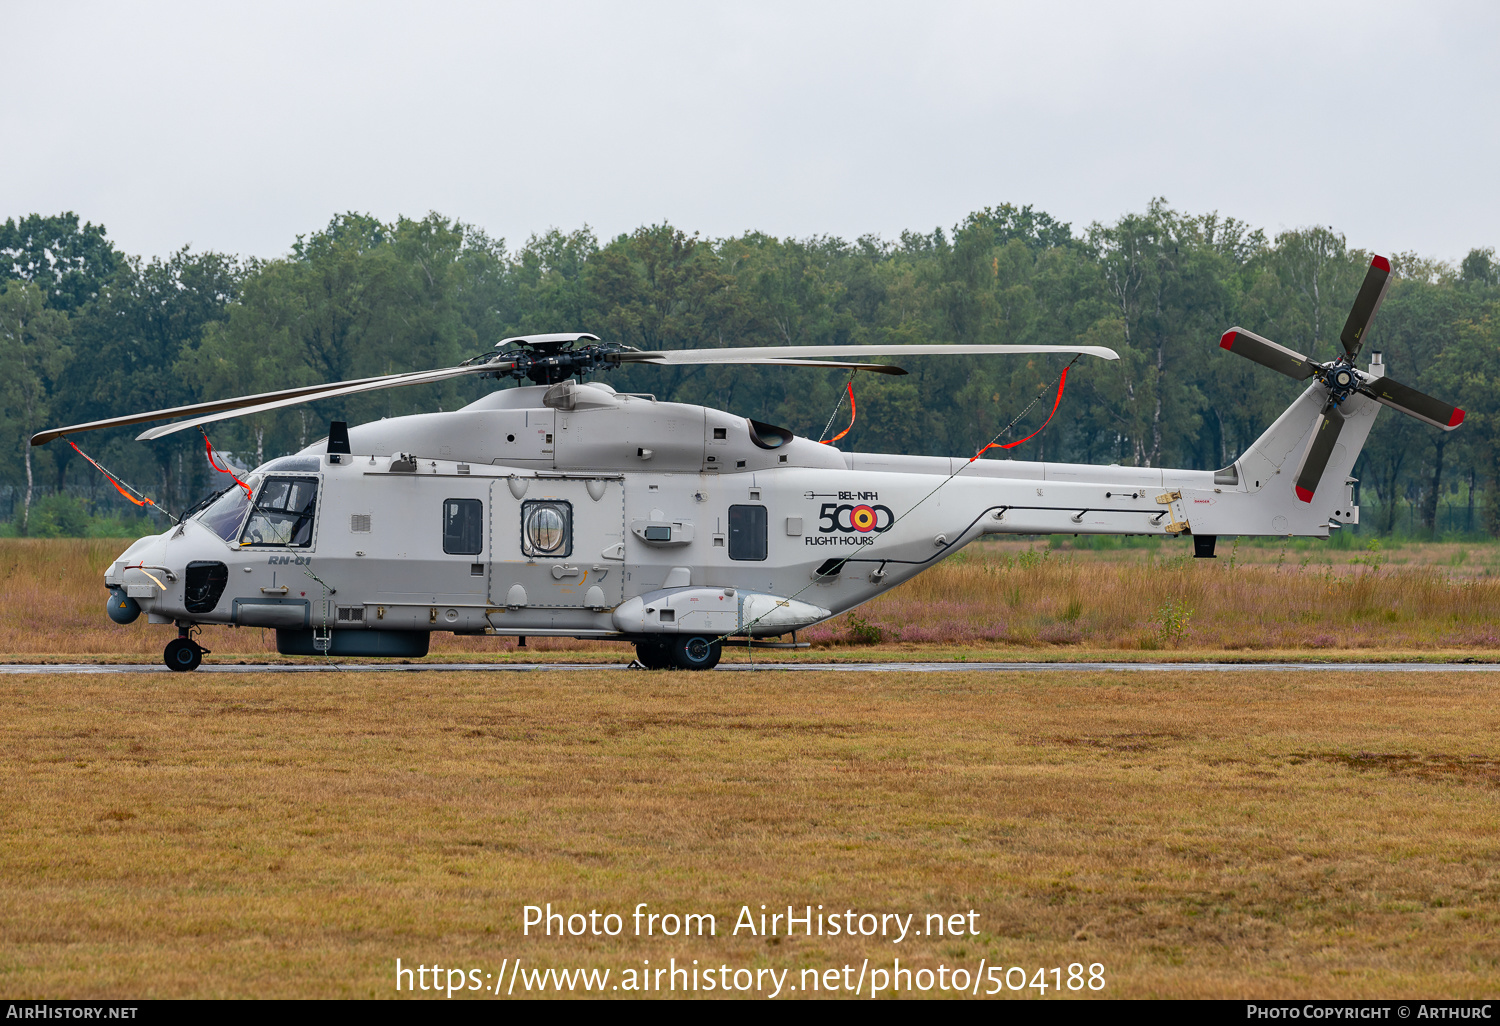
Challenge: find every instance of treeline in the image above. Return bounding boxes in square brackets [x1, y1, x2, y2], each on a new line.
[3, 203, 1499, 537]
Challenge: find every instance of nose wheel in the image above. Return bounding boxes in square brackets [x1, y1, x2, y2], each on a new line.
[164, 636, 206, 672]
[633, 638, 673, 670]
[671, 635, 722, 670]
[632, 635, 723, 670]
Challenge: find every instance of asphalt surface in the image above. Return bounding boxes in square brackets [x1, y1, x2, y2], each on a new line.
[3, 661, 1499, 674]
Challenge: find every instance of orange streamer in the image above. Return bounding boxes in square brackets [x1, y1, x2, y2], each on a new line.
[820, 382, 857, 444]
[971, 366, 1069, 461]
[67, 440, 156, 508]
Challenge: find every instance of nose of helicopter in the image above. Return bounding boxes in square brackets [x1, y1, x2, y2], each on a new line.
[103, 529, 176, 626]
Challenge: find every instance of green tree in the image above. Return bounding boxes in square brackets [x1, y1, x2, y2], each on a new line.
[0, 281, 71, 531]
[63, 247, 242, 512]
[0, 212, 123, 313]
[1087, 200, 1230, 468]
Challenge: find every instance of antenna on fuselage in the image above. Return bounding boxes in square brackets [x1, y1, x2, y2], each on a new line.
[327, 421, 351, 462]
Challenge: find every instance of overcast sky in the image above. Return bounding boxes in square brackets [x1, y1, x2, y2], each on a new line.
[4, 1, 1497, 263]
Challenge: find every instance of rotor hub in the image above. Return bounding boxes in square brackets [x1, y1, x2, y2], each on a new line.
[479, 340, 636, 385]
[1317, 358, 1361, 404]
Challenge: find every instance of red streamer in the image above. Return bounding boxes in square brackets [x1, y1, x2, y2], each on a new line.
[820, 382, 857, 445]
[203, 431, 253, 499]
[971, 366, 1070, 461]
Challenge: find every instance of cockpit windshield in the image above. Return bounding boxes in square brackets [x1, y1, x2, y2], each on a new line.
[240, 475, 319, 547]
[196, 478, 259, 544]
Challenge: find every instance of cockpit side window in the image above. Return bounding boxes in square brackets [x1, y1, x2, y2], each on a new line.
[240, 475, 319, 548]
[196, 481, 257, 544]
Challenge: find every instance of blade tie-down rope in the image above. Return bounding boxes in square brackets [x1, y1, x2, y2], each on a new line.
[717, 355, 1079, 649]
[818, 373, 858, 445]
[65, 439, 179, 523]
[970, 360, 1072, 460]
[202, 430, 254, 499]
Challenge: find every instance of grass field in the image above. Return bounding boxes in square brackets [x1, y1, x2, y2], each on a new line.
[3, 668, 1497, 998]
[5, 537, 1499, 663]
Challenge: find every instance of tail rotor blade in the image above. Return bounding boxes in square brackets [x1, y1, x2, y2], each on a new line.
[1219, 328, 1317, 380]
[1364, 376, 1465, 431]
[1293, 402, 1346, 503]
[1339, 255, 1392, 359]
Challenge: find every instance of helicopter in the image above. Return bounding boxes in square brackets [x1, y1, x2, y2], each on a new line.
[32, 255, 1462, 671]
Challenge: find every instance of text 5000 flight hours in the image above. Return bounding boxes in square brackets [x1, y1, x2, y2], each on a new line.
[818, 503, 894, 534]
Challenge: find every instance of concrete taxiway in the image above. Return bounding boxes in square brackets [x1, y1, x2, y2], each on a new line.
[2, 662, 1498, 674]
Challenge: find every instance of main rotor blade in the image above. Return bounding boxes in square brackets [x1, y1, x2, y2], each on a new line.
[1339, 255, 1392, 359]
[133, 362, 513, 441]
[706, 358, 907, 375]
[1293, 401, 1346, 503]
[30, 373, 408, 446]
[1218, 328, 1317, 380]
[1363, 375, 1465, 430]
[616, 343, 1119, 366]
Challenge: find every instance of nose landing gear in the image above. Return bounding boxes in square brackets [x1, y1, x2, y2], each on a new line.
[164, 627, 209, 672]
[633, 638, 673, 670]
[632, 635, 723, 670]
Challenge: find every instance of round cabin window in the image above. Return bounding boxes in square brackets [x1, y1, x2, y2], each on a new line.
[525, 505, 566, 553]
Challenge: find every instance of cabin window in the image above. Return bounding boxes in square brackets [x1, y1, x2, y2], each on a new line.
[522, 500, 572, 558]
[240, 476, 318, 548]
[443, 498, 484, 555]
[728, 504, 768, 561]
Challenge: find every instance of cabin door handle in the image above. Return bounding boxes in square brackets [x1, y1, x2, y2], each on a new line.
[551, 565, 581, 580]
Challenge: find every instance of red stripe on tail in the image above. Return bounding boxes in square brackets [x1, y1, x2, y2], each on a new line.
[1295, 485, 1314, 503]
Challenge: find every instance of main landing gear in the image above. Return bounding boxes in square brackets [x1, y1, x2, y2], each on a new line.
[164, 627, 209, 672]
[633, 635, 723, 671]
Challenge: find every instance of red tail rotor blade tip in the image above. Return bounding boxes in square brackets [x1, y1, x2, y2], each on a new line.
[1450, 408, 1466, 427]
[1219, 330, 1236, 349]
[1295, 485, 1314, 503]
[1371, 255, 1391, 273]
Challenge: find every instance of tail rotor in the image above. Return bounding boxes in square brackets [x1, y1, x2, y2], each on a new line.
[1220, 254, 1463, 503]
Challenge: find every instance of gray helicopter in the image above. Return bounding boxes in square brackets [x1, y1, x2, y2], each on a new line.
[33, 256, 1462, 671]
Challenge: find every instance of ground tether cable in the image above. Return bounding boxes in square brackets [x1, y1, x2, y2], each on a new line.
[65, 438, 180, 524]
[713, 355, 1081, 649]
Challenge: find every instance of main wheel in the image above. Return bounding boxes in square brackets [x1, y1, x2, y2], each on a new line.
[669, 635, 722, 671]
[634, 639, 673, 670]
[164, 637, 203, 672]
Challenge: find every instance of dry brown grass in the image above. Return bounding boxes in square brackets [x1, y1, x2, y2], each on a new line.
[2, 668, 1498, 998]
[4, 538, 1499, 663]
[818, 542, 1500, 653]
